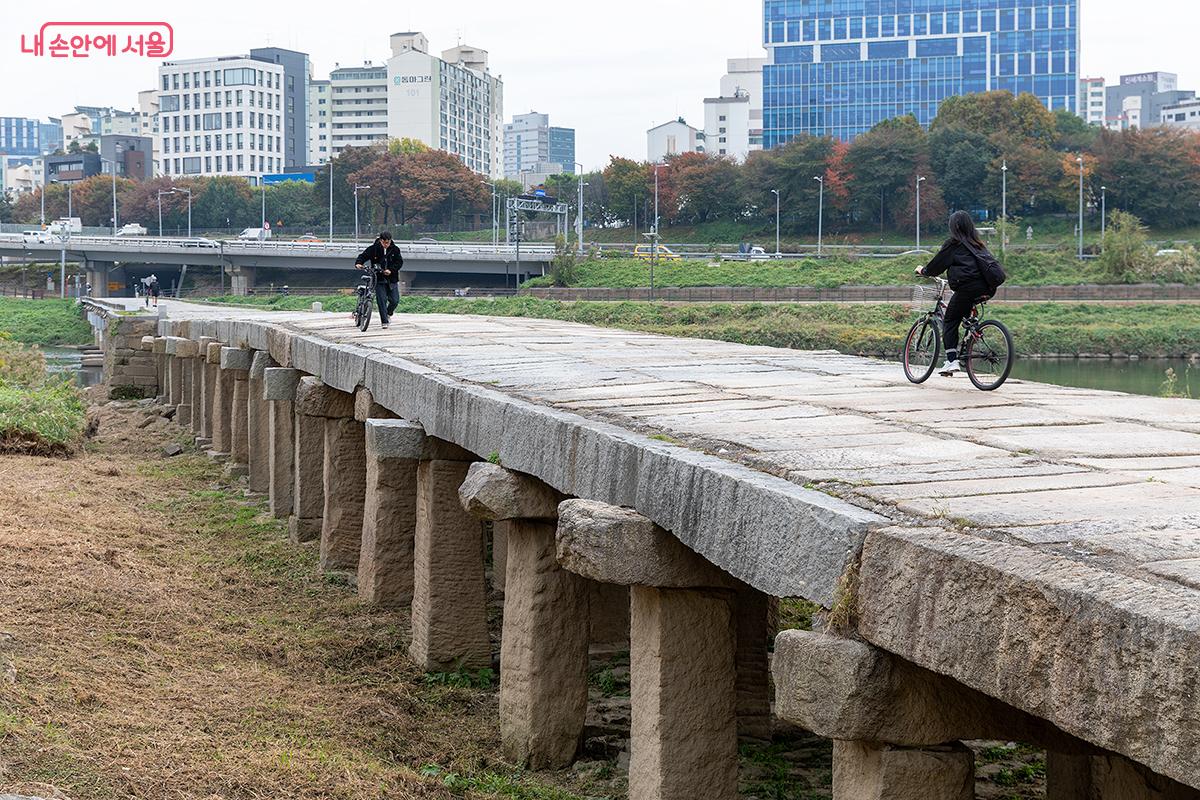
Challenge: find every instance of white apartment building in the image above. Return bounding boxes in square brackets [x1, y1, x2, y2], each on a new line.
[648, 118, 703, 162]
[386, 32, 504, 178]
[1163, 98, 1200, 131]
[156, 55, 286, 180]
[329, 63, 389, 157]
[308, 79, 331, 164]
[704, 92, 752, 158]
[1079, 77, 1106, 126]
[137, 89, 161, 175]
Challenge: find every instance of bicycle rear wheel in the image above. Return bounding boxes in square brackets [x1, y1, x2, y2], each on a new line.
[903, 317, 941, 384]
[965, 320, 1014, 391]
[355, 292, 372, 332]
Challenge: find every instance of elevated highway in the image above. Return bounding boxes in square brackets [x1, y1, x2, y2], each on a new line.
[0, 236, 555, 295]
[83, 297, 1200, 798]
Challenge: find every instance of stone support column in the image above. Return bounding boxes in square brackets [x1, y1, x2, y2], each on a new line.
[188, 341, 206, 439]
[220, 347, 252, 476]
[321, 401, 365, 573]
[359, 417, 422, 607]
[409, 439, 488, 672]
[833, 741, 974, 800]
[165, 339, 183, 408]
[197, 338, 220, 445]
[1046, 753, 1200, 800]
[289, 377, 352, 544]
[246, 351, 276, 495]
[556, 500, 740, 800]
[153, 337, 168, 404]
[166, 337, 198, 428]
[207, 342, 231, 456]
[459, 464, 582, 770]
[263, 367, 300, 519]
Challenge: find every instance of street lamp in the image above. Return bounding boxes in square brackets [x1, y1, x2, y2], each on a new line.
[260, 179, 267, 236]
[813, 176, 824, 257]
[1080, 154, 1089, 260]
[327, 160, 334, 241]
[66, 184, 73, 220]
[100, 157, 119, 235]
[353, 184, 370, 243]
[1101, 185, 1107, 239]
[178, 187, 192, 238]
[157, 188, 172, 237]
[573, 162, 586, 254]
[771, 189, 781, 256]
[1001, 160, 1008, 257]
[916, 176, 926, 251]
[487, 182, 498, 249]
[648, 163, 665, 300]
[158, 187, 191, 237]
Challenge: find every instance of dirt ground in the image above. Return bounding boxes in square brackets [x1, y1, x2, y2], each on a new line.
[0, 394, 1043, 800]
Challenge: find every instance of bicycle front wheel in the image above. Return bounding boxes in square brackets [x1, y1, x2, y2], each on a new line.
[355, 292, 372, 332]
[903, 317, 941, 384]
[965, 320, 1014, 391]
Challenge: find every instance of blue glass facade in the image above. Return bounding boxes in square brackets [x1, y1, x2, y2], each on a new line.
[762, 0, 1078, 144]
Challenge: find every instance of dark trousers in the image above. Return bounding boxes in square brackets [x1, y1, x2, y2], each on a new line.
[375, 280, 399, 324]
[943, 280, 990, 357]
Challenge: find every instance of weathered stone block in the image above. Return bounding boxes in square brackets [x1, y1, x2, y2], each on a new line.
[268, 400, 295, 518]
[320, 418, 367, 572]
[556, 500, 735, 588]
[459, 463, 564, 522]
[205, 341, 223, 365]
[263, 367, 301, 402]
[833, 741, 974, 800]
[295, 376, 355, 419]
[230, 373, 250, 467]
[365, 418, 427, 459]
[359, 448, 418, 606]
[249, 350, 276, 380]
[354, 386, 397, 423]
[291, 410, 325, 543]
[1046, 753, 1200, 800]
[220, 346, 252, 372]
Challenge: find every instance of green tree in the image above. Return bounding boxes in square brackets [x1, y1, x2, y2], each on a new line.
[190, 176, 255, 230]
[933, 91, 1056, 146]
[1092, 128, 1200, 228]
[669, 153, 742, 224]
[741, 135, 836, 233]
[1099, 210, 1151, 280]
[264, 180, 321, 232]
[602, 157, 651, 226]
[845, 116, 925, 231]
[928, 126, 993, 212]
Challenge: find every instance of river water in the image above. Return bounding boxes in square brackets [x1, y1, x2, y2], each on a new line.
[42, 346, 103, 388]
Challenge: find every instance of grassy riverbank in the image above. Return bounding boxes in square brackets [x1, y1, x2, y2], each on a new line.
[208, 295, 1200, 359]
[0, 336, 88, 455]
[0, 298, 94, 347]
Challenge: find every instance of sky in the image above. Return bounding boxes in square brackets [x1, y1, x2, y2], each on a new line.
[1, 0, 1196, 169]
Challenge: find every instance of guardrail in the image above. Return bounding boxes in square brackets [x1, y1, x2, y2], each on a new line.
[1, 235, 557, 258]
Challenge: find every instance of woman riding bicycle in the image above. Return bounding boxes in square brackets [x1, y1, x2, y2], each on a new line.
[915, 211, 996, 376]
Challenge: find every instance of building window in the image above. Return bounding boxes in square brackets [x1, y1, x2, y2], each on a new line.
[182, 156, 201, 174]
[224, 68, 256, 86]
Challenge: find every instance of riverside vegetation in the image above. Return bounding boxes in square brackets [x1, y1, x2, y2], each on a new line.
[208, 295, 1200, 360]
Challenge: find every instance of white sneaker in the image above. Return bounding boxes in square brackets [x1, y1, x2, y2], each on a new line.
[381, 323, 390, 329]
[938, 360, 960, 376]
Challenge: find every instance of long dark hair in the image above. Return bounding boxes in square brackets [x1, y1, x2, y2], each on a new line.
[947, 210, 985, 250]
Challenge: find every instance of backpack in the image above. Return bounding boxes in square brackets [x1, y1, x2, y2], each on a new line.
[964, 241, 1007, 291]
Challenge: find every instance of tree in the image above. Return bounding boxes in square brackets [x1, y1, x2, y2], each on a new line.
[929, 126, 994, 213]
[191, 176, 255, 230]
[265, 180, 321, 232]
[932, 91, 1056, 146]
[1091, 128, 1200, 228]
[741, 134, 837, 232]
[669, 153, 742, 224]
[845, 116, 925, 231]
[602, 157, 651, 226]
[1099, 210, 1150, 280]
[0, 193, 13, 223]
[1052, 109, 1099, 152]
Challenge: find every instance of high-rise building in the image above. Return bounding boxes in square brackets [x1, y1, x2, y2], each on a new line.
[307, 79, 331, 164]
[328, 63, 389, 157]
[0, 117, 61, 156]
[386, 32, 504, 178]
[702, 57, 767, 159]
[250, 47, 311, 169]
[762, 0, 1080, 144]
[156, 55, 286, 180]
[1079, 77, 1106, 126]
[1104, 72, 1195, 131]
[504, 112, 576, 178]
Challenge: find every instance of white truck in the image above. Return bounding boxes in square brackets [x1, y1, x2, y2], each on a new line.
[238, 227, 272, 241]
[47, 217, 82, 235]
[21, 229, 58, 245]
[115, 223, 148, 236]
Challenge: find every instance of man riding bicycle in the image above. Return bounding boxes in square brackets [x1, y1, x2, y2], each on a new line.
[914, 211, 999, 376]
[354, 231, 404, 329]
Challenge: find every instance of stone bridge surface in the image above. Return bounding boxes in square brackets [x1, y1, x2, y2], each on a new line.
[85, 298, 1200, 798]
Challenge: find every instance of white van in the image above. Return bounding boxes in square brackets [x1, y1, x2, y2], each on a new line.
[238, 227, 272, 241]
[21, 230, 57, 245]
[115, 223, 148, 236]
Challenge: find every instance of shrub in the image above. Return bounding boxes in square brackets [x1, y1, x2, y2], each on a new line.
[1099, 211, 1151, 280]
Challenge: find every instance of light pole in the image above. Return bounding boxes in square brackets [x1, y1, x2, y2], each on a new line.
[39, 166, 45, 226]
[1101, 185, 1107, 239]
[327, 160, 334, 241]
[1001, 160, 1008, 257]
[771, 189, 781, 256]
[353, 184, 370, 243]
[66, 184, 73, 220]
[260, 179, 267, 235]
[573, 162, 586, 254]
[813, 176, 824, 257]
[916, 176, 926, 251]
[157, 188, 173, 237]
[1076, 156, 1084, 260]
[177, 187, 192, 237]
[100, 157, 119, 235]
[487, 182, 498, 248]
[652, 163, 662, 300]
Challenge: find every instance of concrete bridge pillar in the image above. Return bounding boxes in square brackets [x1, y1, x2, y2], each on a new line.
[1047, 753, 1200, 799]
[556, 500, 743, 800]
[219, 347, 253, 474]
[227, 264, 256, 297]
[458, 464, 584, 770]
[206, 342, 230, 455]
[289, 377, 347, 544]
[409, 439, 489, 672]
[359, 418, 424, 607]
[246, 352, 277, 495]
[262, 368, 301, 519]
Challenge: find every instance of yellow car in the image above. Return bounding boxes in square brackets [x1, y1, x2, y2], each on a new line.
[633, 244, 681, 261]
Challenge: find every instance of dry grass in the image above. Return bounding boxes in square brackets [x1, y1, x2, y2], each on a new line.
[0, 397, 591, 800]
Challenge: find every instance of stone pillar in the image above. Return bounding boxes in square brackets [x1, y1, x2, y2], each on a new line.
[246, 352, 276, 495]
[734, 584, 773, 740]
[409, 439, 488, 672]
[153, 337, 168, 404]
[189, 341, 207, 439]
[166, 338, 198, 428]
[263, 367, 300, 519]
[321, 404, 365, 573]
[197, 338, 220, 445]
[459, 464, 583, 770]
[359, 418, 423, 607]
[834, 741, 974, 800]
[165, 340, 183, 408]
[207, 342, 231, 456]
[1047, 753, 1200, 800]
[220, 347, 252, 476]
[589, 581, 631, 649]
[290, 377, 352, 544]
[556, 500, 741, 800]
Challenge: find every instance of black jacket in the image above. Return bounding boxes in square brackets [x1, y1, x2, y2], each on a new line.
[919, 240, 991, 290]
[355, 239, 404, 284]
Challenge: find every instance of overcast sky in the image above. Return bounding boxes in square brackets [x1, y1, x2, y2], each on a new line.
[2, 0, 1195, 169]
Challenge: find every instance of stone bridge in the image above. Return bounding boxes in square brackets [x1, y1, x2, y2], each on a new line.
[83, 298, 1200, 799]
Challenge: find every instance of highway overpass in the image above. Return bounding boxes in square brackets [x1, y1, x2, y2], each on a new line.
[0, 235, 555, 295]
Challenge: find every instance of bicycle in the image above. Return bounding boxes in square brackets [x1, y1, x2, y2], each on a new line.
[352, 265, 382, 332]
[903, 277, 1015, 391]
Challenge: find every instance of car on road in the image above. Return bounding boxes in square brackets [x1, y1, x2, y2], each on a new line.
[238, 227, 272, 241]
[633, 244, 682, 261]
[115, 223, 148, 236]
[21, 230, 58, 245]
[295, 233, 323, 243]
[1155, 248, 1183, 257]
[180, 237, 220, 248]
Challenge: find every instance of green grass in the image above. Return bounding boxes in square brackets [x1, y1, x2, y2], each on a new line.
[522, 251, 1197, 289]
[0, 336, 88, 455]
[0, 298, 93, 346]
[205, 294, 1200, 358]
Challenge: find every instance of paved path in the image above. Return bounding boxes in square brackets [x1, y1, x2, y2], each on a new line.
[123, 299, 1200, 787]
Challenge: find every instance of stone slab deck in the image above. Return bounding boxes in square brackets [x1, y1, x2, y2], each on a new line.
[91, 299, 1200, 789]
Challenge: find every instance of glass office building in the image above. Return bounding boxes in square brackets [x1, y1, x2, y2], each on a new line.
[762, 0, 1079, 144]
